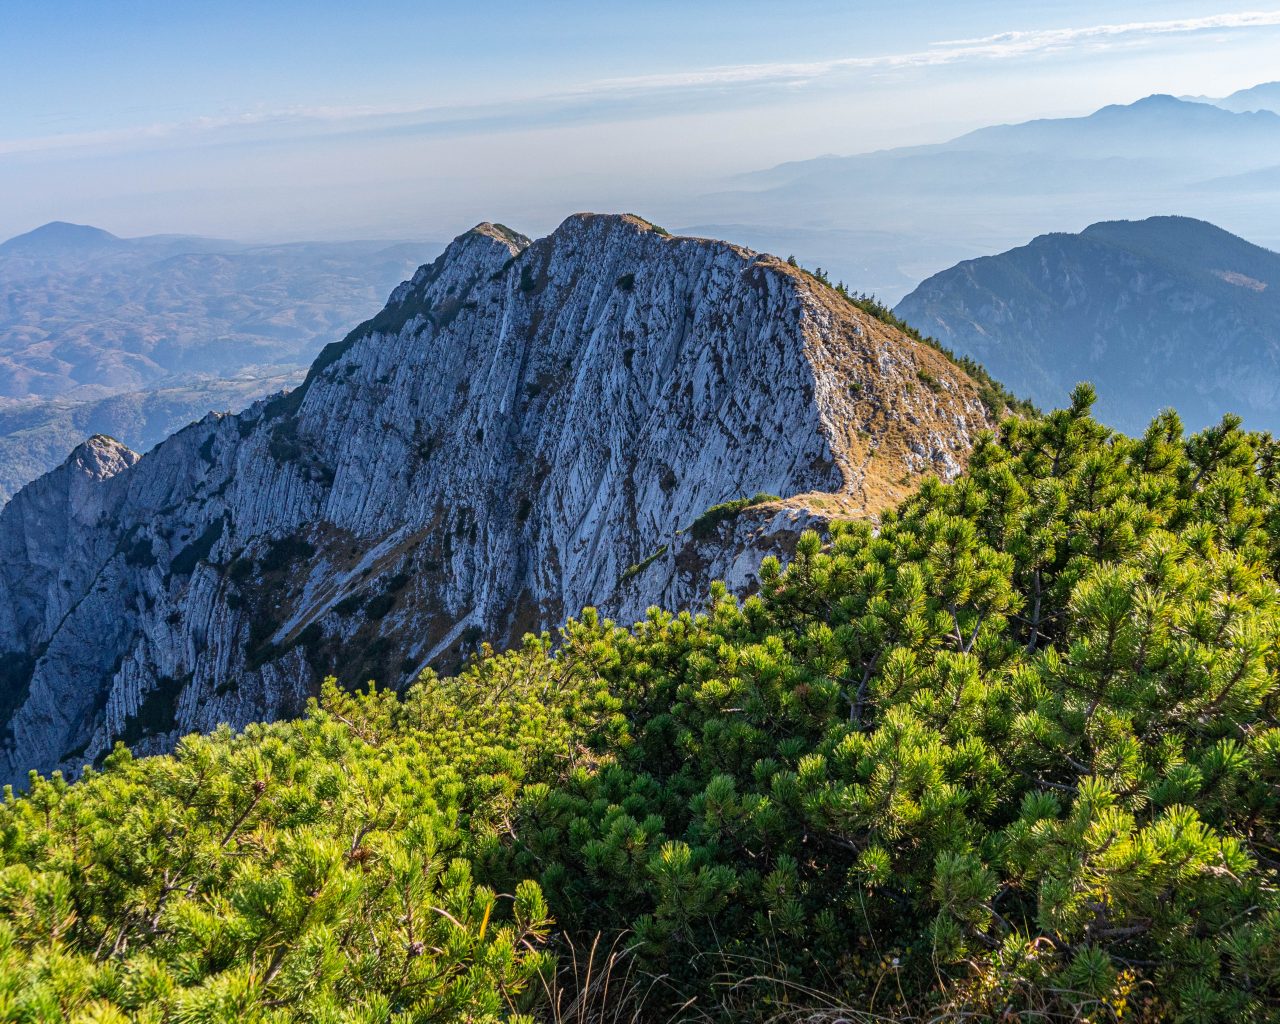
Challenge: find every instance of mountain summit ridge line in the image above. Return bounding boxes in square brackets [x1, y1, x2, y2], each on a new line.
[0, 212, 995, 784]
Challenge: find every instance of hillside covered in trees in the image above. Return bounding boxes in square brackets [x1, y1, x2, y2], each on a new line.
[3, 388, 1280, 1022]
[894, 216, 1280, 435]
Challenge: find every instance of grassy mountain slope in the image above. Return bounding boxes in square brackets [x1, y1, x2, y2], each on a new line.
[3, 389, 1278, 1022]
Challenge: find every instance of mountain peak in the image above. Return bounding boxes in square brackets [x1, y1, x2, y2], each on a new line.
[895, 214, 1280, 435]
[1115, 92, 1280, 122]
[431, 221, 530, 267]
[65, 434, 139, 481]
[555, 211, 667, 234]
[464, 221, 531, 248]
[1081, 212, 1219, 232]
[1097, 93, 1225, 118]
[1198, 81, 1280, 114]
[0, 215, 996, 781]
[0, 221, 122, 255]
[1076, 215, 1271, 259]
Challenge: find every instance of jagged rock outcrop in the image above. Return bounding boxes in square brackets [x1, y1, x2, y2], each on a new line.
[0, 213, 995, 784]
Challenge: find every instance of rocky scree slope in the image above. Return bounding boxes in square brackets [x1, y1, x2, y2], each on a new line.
[0, 213, 994, 784]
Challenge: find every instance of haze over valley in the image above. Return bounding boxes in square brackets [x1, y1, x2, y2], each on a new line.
[7, 81, 1280, 502]
[0, 222, 437, 499]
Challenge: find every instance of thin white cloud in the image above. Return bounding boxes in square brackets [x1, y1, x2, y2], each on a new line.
[595, 10, 1280, 91]
[938, 11, 1280, 48]
[4, 9, 1279, 157]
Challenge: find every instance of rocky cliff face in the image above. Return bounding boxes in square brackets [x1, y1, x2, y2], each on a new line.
[0, 213, 994, 784]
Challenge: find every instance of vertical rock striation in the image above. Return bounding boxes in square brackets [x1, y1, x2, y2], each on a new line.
[0, 214, 994, 784]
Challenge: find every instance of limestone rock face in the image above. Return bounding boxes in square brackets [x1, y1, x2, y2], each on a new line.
[0, 214, 994, 784]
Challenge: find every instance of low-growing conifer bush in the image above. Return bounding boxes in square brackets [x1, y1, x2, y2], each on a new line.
[3, 386, 1279, 1021]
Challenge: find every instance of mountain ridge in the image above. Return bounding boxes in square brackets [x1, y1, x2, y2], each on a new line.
[697, 91, 1280, 304]
[0, 212, 994, 785]
[893, 215, 1280, 433]
[739, 94, 1280, 187]
[1186, 80, 1280, 113]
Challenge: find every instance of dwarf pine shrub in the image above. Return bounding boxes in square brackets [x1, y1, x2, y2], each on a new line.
[3, 386, 1280, 1021]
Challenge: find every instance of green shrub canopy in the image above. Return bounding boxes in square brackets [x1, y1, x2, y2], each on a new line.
[3, 385, 1280, 1022]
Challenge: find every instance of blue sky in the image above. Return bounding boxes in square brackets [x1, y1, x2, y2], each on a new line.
[4, 1, 1280, 240]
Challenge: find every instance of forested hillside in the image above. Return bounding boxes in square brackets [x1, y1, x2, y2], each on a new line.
[894, 216, 1280, 434]
[3, 388, 1279, 1022]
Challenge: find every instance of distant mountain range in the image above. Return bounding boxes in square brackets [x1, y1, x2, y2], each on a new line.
[1185, 81, 1280, 114]
[0, 222, 439, 501]
[688, 90, 1280, 303]
[9, 85, 1280, 500]
[894, 216, 1280, 434]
